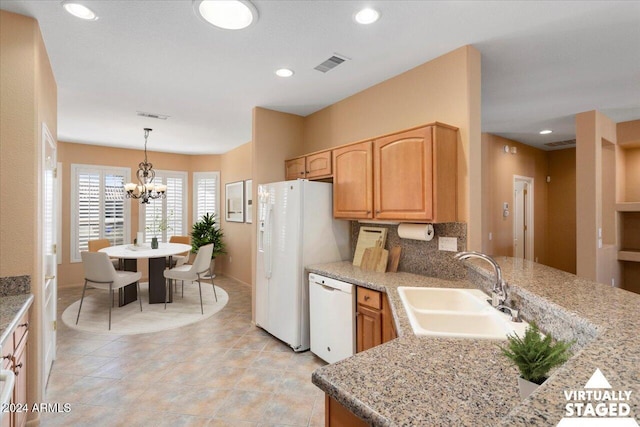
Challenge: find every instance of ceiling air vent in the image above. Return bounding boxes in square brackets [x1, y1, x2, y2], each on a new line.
[314, 54, 349, 73]
[544, 139, 576, 148]
[136, 111, 169, 120]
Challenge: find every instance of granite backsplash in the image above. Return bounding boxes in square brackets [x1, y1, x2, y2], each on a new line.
[0, 275, 31, 297]
[350, 221, 467, 280]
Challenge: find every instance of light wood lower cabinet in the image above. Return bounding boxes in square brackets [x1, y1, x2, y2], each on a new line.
[325, 395, 368, 427]
[356, 287, 396, 353]
[1, 310, 29, 427]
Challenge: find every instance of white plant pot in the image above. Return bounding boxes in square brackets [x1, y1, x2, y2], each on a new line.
[518, 376, 541, 400]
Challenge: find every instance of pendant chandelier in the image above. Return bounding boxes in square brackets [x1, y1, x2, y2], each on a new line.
[124, 128, 166, 204]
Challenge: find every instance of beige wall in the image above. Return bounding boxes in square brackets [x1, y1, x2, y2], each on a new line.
[576, 110, 619, 284]
[57, 141, 224, 286]
[481, 134, 548, 264]
[617, 119, 640, 148]
[251, 107, 305, 318]
[219, 142, 253, 285]
[0, 9, 57, 417]
[624, 148, 640, 202]
[1, 11, 38, 278]
[547, 148, 577, 273]
[302, 45, 482, 249]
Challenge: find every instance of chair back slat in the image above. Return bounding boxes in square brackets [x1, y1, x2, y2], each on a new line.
[81, 251, 116, 283]
[191, 244, 214, 274]
[88, 239, 111, 252]
[169, 235, 191, 257]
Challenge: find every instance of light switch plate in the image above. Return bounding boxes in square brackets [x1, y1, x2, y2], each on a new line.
[439, 237, 458, 252]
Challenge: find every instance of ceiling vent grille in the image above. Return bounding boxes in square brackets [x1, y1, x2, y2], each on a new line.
[137, 111, 169, 120]
[314, 54, 349, 73]
[544, 139, 576, 147]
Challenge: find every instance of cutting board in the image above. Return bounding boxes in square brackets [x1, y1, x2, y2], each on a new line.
[387, 246, 401, 273]
[360, 242, 389, 273]
[353, 227, 388, 266]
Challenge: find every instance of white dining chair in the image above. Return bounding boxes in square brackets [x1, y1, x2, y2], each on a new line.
[163, 243, 216, 314]
[77, 251, 143, 330]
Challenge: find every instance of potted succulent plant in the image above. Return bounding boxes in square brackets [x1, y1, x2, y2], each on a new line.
[500, 321, 574, 399]
[191, 213, 226, 275]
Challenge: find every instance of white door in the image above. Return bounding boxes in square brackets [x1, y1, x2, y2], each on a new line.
[513, 176, 534, 261]
[42, 124, 57, 389]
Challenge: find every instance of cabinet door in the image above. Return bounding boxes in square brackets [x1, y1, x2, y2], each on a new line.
[285, 157, 306, 180]
[1, 340, 11, 427]
[326, 395, 368, 427]
[13, 332, 27, 427]
[374, 127, 434, 220]
[305, 150, 332, 179]
[356, 304, 382, 352]
[333, 141, 373, 219]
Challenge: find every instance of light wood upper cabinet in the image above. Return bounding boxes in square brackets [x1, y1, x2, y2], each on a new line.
[374, 124, 457, 222]
[285, 156, 306, 180]
[333, 141, 373, 219]
[284, 150, 332, 181]
[305, 150, 332, 179]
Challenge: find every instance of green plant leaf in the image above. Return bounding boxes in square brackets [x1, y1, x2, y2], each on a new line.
[191, 213, 226, 259]
[500, 321, 575, 384]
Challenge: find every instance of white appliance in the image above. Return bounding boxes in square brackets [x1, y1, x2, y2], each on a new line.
[256, 180, 350, 351]
[309, 273, 355, 363]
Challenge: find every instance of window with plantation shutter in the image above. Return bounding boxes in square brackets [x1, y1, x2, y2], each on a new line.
[140, 170, 188, 243]
[193, 172, 220, 223]
[71, 165, 130, 262]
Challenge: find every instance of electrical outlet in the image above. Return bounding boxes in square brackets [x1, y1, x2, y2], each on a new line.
[489, 232, 492, 241]
[439, 237, 457, 252]
[229, 257, 232, 263]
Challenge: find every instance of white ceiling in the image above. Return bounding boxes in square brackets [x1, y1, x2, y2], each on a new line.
[1, 1, 639, 154]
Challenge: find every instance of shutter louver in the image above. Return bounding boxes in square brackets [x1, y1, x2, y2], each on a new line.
[195, 174, 218, 221]
[71, 165, 129, 262]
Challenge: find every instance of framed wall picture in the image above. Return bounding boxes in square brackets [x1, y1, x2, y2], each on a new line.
[244, 179, 253, 223]
[225, 181, 244, 222]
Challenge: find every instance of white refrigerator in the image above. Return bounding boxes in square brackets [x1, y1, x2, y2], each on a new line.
[256, 179, 350, 351]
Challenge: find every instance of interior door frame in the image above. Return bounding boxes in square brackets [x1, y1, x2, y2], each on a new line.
[513, 175, 534, 261]
[41, 122, 57, 393]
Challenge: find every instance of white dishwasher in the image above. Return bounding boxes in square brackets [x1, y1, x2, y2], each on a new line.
[309, 273, 355, 364]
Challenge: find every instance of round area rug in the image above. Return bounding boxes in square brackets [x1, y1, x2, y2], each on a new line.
[62, 281, 228, 335]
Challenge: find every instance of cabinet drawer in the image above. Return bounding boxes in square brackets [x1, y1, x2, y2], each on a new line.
[357, 287, 381, 309]
[13, 312, 29, 351]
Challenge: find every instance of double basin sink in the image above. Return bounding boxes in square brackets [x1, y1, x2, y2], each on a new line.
[398, 287, 528, 340]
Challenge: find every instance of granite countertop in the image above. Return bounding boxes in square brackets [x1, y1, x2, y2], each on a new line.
[307, 260, 640, 426]
[0, 294, 34, 347]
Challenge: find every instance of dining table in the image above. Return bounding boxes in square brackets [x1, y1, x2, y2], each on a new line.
[99, 242, 191, 305]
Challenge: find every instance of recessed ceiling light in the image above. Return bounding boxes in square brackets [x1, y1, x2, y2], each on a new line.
[540, 129, 553, 135]
[354, 8, 380, 25]
[61, 1, 98, 20]
[275, 68, 294, 78]
[194, 0, 258, 30]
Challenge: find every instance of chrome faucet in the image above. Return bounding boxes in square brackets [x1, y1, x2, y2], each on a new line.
[454, 251, 506, 307]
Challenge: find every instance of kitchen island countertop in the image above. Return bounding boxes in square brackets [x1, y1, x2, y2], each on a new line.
[307, 259, 640, 426]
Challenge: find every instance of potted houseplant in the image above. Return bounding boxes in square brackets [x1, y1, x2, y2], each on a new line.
[500, 321, 574, 400]
[191, 213, 226, 275]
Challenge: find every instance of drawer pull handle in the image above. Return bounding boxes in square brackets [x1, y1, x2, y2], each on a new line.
[15, 362, 23, 374]
[1, 354, 12, 361]
[18, 322, 29, 329]
[364, 295, 370, 301]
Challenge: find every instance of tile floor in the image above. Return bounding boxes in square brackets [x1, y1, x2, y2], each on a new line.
[40, 276, 326, 427]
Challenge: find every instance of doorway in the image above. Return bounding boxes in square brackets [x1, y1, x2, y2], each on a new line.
[513, 175, 534, 261]
[42, 123, 57, 390]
